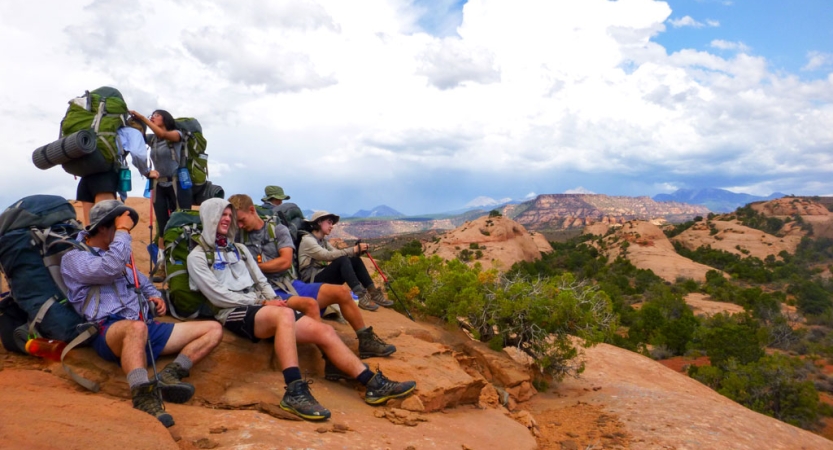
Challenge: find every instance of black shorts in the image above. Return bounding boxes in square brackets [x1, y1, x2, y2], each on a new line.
[76, 170, 119, 203]
[223, 305, 303, 342]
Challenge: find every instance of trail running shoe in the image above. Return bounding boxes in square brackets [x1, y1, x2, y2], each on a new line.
[369, 286, 394, 307]
[280, 379, 331, 420]
[357, 290, 379, 311]
[364, 369, 416, 405]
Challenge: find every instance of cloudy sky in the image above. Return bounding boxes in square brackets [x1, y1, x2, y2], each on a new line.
[1, 0, 831, 216]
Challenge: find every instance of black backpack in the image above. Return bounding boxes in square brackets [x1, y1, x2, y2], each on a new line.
[0, 195, 86, 346]
[0, 195, 100, 391]
[253, 203, 308, 272]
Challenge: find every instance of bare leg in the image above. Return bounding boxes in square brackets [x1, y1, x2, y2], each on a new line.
[81, 202, 93, 226]
[316, 284, 366, 332]
[295, 317, 365, 378]
[104, 320, 149, 374]
[253, 306, 300, 369]
[161, 320, 223, 363]
[94, 192, 116, 203]
[285, 296, 322, 322]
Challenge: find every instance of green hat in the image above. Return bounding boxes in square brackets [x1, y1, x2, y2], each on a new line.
[261, 185, 290, 202]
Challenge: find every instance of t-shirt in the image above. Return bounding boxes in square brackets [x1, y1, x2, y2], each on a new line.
[239, 221, 295, 285]
[149, 130, 184, 187]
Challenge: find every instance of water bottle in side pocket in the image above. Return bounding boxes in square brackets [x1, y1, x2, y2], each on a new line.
[177, 167, 192, 190]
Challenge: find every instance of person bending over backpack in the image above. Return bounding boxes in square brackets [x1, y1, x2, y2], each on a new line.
[186, 198, 416, 421]
[130, 109, 191, 245]
[61, 200, 223, 428]
[229, 194, 396, 362]
[297, 211, 393, 311]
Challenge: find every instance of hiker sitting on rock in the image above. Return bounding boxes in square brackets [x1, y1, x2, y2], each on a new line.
[297, 211, 393, 311]
[229, 194, 396, 359]
[186, 198, 416, 421]
[61, 200, 224, 428]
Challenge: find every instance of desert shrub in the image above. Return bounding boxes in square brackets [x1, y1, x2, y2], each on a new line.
[735, 205, 785, 235]
[627, 286, 698, 355]
[690, 354, 823, 430]
[383, 254, 616, 380]
[692, 312, 766, 368]
[489, 209, 502, 218]
[397, 240, 424, 257]
[664, 219, 696, 238]
[649, 345, 674, 360]
[458, 249, 474, 261]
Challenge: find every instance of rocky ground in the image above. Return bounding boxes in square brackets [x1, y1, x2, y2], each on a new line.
[585, 220, 718, 283]
[3, 197, 833, 448]
[423, 215, 552, 269]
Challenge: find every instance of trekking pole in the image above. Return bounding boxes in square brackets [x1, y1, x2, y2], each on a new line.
[148, 179, 155, 274]
[362, 245, 415, 322]
[128, 252, 161, 381]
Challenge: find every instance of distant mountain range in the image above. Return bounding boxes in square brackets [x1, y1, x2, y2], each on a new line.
[350, 205, 404, 218]
[330, 193, 709, 239]
[653, 188, 786, 213]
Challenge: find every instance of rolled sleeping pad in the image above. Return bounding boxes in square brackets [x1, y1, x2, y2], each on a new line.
[32, 129, 97, 170]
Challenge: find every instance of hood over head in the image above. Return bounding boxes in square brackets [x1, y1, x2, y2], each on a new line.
[199, 198, 238, 247]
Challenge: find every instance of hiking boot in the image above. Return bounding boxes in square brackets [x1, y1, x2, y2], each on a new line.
[280, 379, 331, 421]
[364, 369, 417, 405]
[131, 381, 174, 427]
[157, 362, 195, 404]
[369, 285, 394, 308]
[357, 326, 396, 359]
[357, 289, 379, 311]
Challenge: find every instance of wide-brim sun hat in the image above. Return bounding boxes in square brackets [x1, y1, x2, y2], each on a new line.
[261, 185, 290, 202]
[86, 199, 139, 233]
[305, 210, 340, 225]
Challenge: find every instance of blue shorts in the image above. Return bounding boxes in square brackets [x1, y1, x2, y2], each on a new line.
[274, 279, 322, 302]
[93, 316, 174, 364]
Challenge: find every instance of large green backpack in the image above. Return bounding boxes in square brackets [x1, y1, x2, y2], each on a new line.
[175, 118, 208, 186]
[59, 87, 129, 177]
[162, 210, 215, 319]
[163, 210, 256, 319]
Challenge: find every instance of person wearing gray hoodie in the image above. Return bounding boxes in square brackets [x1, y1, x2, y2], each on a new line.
[186, 198, 417, 421]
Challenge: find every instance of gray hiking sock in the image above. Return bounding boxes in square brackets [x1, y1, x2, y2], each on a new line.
[127, 368, 150, 390]
[356, 326, 369, 335]
[174, 354, 193, 372]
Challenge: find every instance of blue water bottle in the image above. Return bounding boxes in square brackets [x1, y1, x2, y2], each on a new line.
[118, 166, 132, 192]
[177, 167, 192, 190]
[143, 179, 152, 198]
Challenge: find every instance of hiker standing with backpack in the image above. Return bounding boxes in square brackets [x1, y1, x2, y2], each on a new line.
[297, 212, 394, 311]
[129, 109, 191, 245]
[61, 200, 223, 427]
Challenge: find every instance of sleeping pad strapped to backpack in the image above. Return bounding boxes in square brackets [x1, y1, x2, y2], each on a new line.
[59, 87, 130, 177]
[0, 195, 87, 352]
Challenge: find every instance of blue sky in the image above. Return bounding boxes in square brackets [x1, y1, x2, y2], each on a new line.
[657, 0, 833, 76]
[0, 0, 831, 217]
